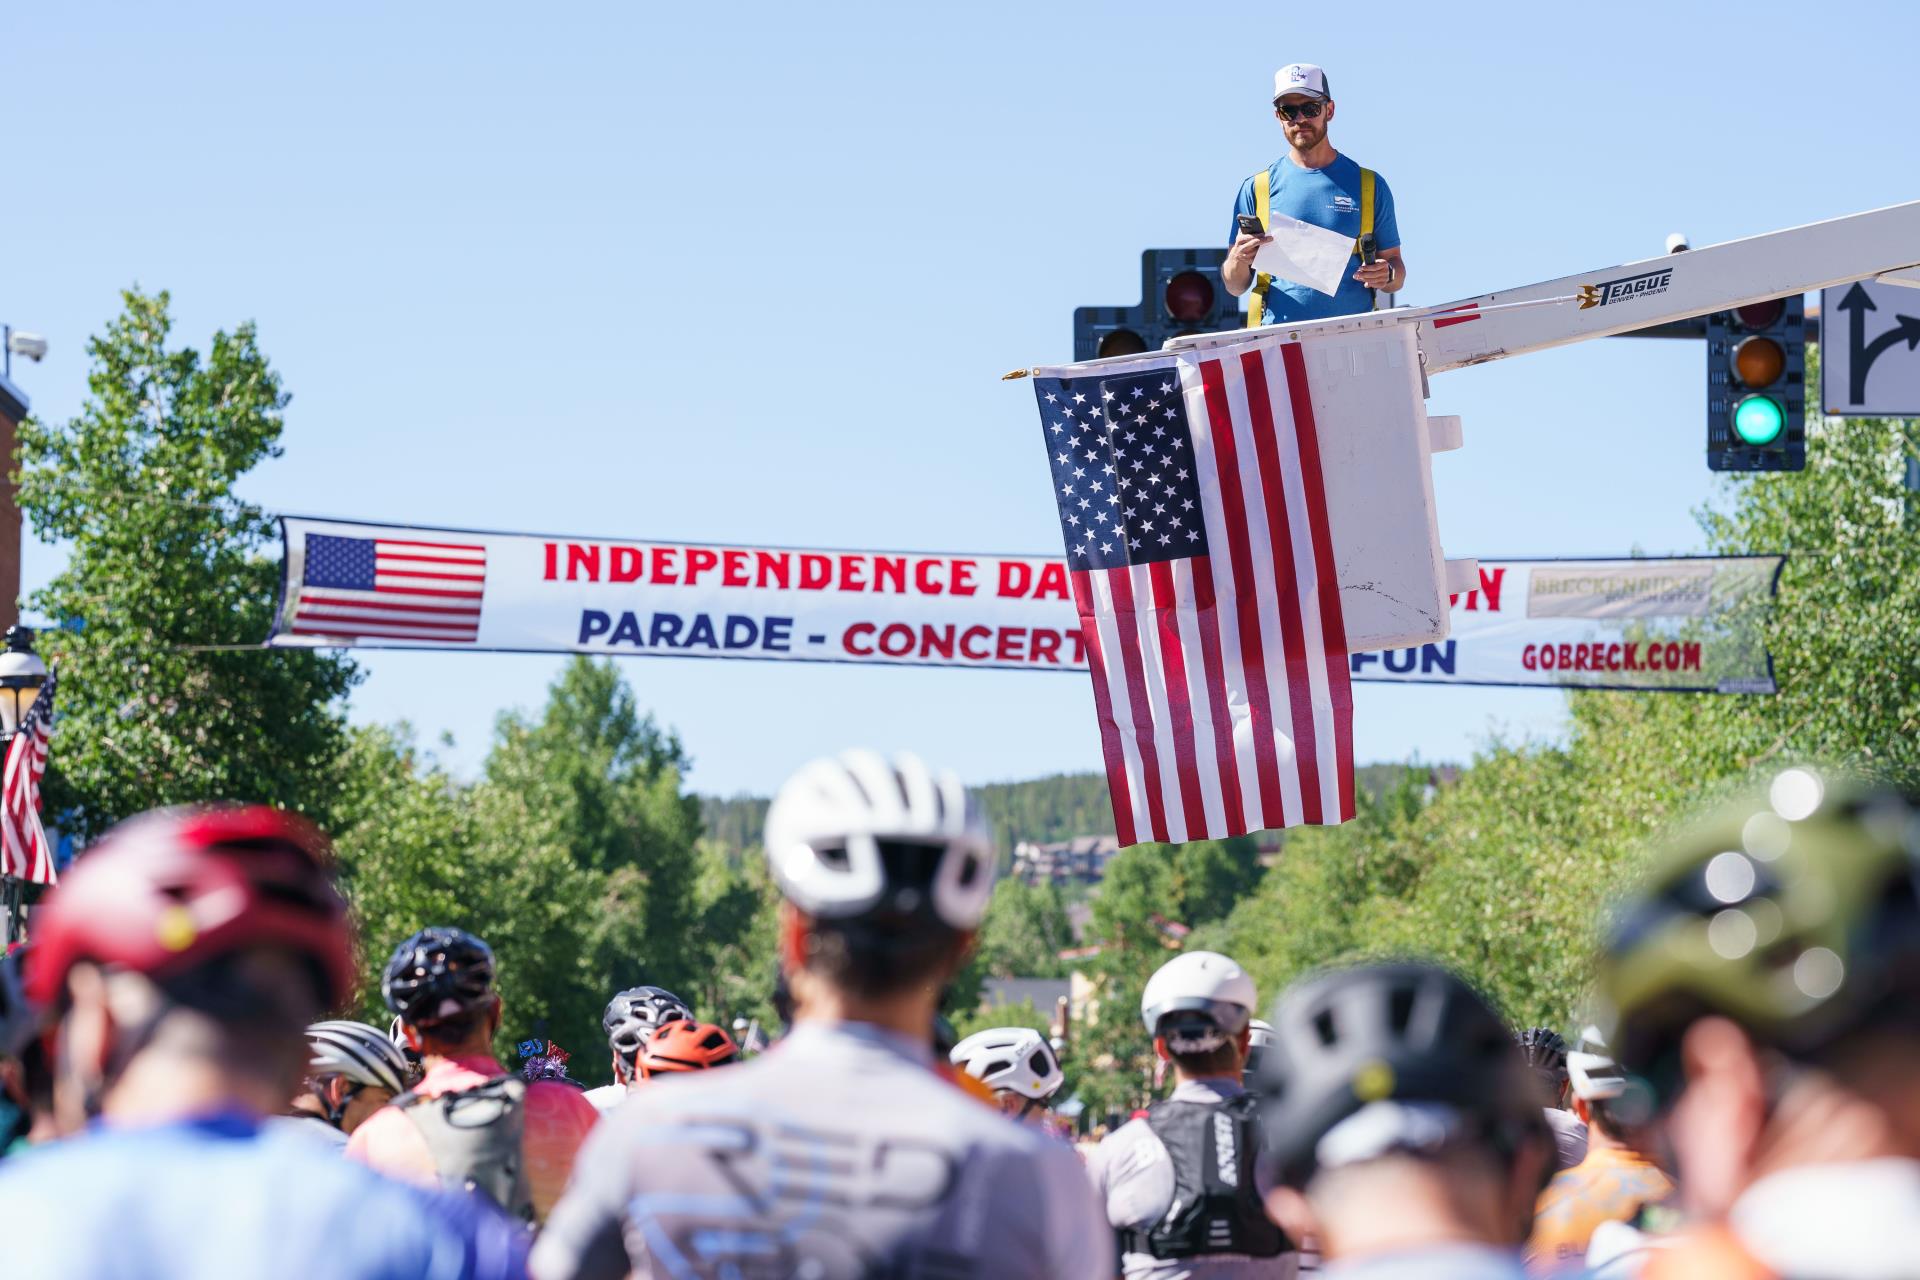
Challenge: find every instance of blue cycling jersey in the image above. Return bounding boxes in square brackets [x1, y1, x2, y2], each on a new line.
[0, 1110, 529, 1280]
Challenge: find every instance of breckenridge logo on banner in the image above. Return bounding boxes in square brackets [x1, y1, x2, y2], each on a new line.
[267, 520, 1781, 694]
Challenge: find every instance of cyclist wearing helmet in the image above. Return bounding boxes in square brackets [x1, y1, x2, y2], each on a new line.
[1597, 768, 1920, 1280]
[348, 924, 598, 1222]
[1090, 950, 1296, 1279]
[532, 749, 1111, 1280]
[1517, 1026, 1587, 1172]
[584, 984, 692, 1113]
[275, 1020, 411, 1149]
[0, 805, 528, 1279]
[1525, 1026, 1672, 1277]
[0, 943, 55, 1154]
[950, 1026, 1065, 1122]
[1244, 1018, 1276, 1085]
[1255, 962, 1554, 1280]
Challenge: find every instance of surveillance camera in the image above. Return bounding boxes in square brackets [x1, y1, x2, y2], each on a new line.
[5, 332, 48, 362]
[1665, 233, 1690, 255]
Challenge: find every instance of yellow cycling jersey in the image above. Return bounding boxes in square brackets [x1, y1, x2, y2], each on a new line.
[1526, 1145, 1674, 1274]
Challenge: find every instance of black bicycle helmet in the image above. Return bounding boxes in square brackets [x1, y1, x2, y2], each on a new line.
[1517, 1026, 1570, 1098]
[382, 927, 496, 1026]
[1256, 962, 1546, 1189]
[602, 985, 692, 1068]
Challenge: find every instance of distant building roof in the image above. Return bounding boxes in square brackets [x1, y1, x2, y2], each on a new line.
[978, 977, 1071, 1015]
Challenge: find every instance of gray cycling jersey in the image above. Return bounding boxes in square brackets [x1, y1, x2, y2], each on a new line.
[529, 1020, 1112, 1280]
[1542, 1108, 1587, 1173]
[1322, 1244, 1525, 1280]
[1087, 1078, 1297, 1280]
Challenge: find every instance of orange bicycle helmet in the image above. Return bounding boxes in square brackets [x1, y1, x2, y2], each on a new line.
[637, 1021, 740, 1078]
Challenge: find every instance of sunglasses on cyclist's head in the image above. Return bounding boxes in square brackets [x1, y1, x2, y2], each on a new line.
[1275, 100, 1326, 122]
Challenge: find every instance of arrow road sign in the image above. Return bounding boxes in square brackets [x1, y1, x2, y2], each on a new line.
[1824, 280, 1920, 416]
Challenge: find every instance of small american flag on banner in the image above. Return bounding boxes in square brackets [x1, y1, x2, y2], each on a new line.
[289, 533, 487, 643]
[1032, 336, 1354, 846]
[2, 669, 58, 886]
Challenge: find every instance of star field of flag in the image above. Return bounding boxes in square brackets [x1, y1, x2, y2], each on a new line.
[1033, 369, 1209, 570]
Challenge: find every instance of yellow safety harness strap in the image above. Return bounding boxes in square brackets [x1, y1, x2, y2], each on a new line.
[1247, 168, 1271, 329]
[1359, 167, 1378, 310]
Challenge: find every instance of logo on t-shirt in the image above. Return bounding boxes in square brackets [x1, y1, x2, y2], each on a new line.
[1330, 194, 1357, 213]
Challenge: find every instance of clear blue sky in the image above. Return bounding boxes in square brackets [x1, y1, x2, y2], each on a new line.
[5, 2, 1913, 797]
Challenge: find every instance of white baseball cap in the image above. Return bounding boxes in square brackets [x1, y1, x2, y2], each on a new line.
[1273, 63, 1330, 103]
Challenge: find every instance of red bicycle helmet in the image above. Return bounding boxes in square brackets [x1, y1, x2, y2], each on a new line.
[27, 805, 356, 1012]
[637, 1021, 740, 1078]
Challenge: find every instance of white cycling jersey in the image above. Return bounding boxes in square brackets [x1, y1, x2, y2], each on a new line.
[530, 1020, 1112, 1280]
[580, 1083, 627, 1115]
[1730, 1158, 1920, 1280]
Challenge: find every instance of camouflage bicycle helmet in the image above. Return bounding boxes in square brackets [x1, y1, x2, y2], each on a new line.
[602, 985, 692, 1070]
[1598, 767, 1920, 1104]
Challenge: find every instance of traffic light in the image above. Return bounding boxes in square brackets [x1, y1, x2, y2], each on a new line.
[1074, 248, 1240, 361]
[1707, 295, 1805, 471]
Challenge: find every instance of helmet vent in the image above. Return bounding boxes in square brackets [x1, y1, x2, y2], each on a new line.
[1388, 986, 1416, 1036]
[1028, 1050, 1051, 1075]
[817, 844, 851, 871]
[1313, 1008, 1338, 1047]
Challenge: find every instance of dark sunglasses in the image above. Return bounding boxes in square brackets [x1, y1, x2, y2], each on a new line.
[1276, 101, 1325, 122]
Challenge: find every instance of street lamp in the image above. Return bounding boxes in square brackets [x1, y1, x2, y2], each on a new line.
[0, 625, 48, 737]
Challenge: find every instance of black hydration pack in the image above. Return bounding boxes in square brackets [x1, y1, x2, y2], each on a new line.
[1122, 1094, 1290, 1261]
[394, 1074, 533, 1221]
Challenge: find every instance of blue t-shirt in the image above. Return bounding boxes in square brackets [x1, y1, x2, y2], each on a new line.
[0, 1111, 530, 1280]
[1229, 154, 1400, 324]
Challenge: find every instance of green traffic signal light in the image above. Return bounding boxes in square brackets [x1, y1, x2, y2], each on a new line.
[1732, 394, 1786, 446]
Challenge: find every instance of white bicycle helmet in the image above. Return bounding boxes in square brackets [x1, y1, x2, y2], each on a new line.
[950, 1027, 1065, 1102]
[307, 1019, 410, 1095]
[763, 750, 996, 930]
[1243, 1017, 1277, 1078]
[1566, 1025, 1629, 1101]
[1141, 951, 1257, 1043]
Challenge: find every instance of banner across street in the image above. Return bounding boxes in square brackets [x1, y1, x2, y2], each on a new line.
[270, 519, 1779, 695]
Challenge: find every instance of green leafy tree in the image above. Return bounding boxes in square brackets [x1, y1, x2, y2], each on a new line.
[686, 839, 782, 1028]
[970, 877, 1074, 980]
[1073, 843, 1179, 1117]
[16, 288, 357, 836]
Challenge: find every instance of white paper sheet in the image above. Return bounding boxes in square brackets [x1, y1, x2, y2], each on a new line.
[1250, 214, 1357, 297]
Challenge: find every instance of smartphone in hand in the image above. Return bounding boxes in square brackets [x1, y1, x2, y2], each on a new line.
[1237, 214, 1266, 237]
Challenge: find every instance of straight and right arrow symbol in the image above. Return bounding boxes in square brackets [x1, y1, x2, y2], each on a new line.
[1834, 282, 1920, 406]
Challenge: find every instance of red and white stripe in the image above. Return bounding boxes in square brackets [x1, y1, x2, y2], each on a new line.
[1072, 340, 1354, 845]
[292, 538, 486, 642]
[2, 682, 56, 886]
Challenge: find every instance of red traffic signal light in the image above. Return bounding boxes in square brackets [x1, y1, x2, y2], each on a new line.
[1164, 271, 1216, 324]
[1732, 299, 1785, 330]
